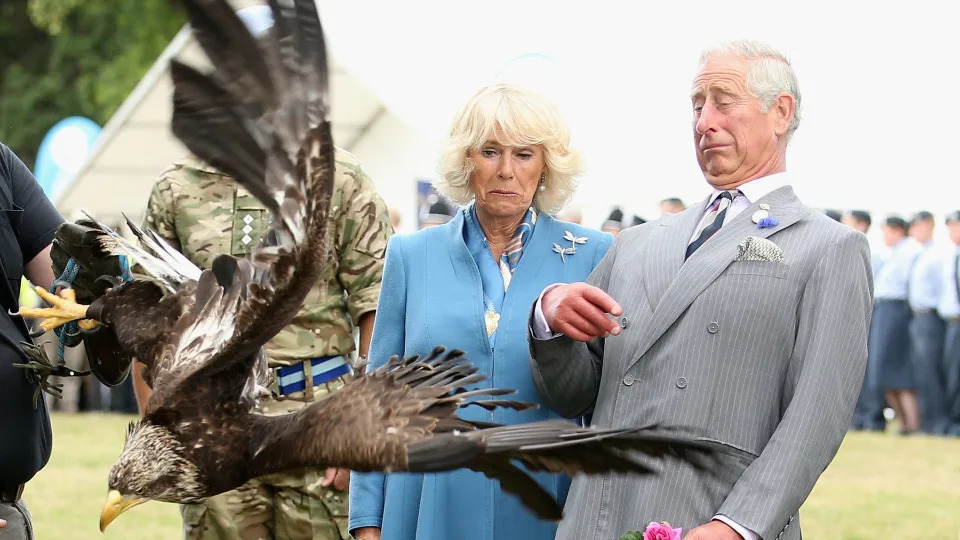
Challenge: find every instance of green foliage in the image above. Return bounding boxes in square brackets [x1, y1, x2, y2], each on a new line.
[27, 0, 85, 35]
[0, 0, 184, 167]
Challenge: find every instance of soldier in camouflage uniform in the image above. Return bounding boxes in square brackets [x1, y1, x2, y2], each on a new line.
[131, 148, 393, 540]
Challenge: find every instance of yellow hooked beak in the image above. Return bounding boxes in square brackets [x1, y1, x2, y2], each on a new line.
[99, 489, 146, 532]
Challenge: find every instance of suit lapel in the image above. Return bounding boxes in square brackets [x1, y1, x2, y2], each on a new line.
[626, 186, 809, 373]
[643, 198, 711, 310]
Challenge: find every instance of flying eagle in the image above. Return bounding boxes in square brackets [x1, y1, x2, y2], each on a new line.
[16, 0, 722, 531]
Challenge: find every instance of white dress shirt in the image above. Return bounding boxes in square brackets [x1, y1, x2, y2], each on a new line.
[871, 250, 887, 282]
[689, 171, 790, 243]
[532, 174, 793, 540]
[908, 243, 943, 310]
[938, 246, 960, 319]
[874, 238, 924, 300]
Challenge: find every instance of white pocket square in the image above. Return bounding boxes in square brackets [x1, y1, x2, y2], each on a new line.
[736, 236, 784, 262]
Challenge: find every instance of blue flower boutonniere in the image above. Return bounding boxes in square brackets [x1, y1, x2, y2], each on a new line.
[757, 216, 779, 229]
[751, 203, 779, 229]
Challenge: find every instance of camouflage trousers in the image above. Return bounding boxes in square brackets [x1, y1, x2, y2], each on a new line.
[180, 379, 349, 540]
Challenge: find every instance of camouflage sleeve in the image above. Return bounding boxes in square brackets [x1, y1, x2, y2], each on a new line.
[335, 158, 393, 324]
[142, 173, 182, 251]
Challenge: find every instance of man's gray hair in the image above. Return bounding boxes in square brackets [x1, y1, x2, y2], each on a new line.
[700, 40, 802, 140]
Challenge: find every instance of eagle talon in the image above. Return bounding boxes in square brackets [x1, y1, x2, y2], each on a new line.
[78, 319, 100, 331]
[50, 279, 75, 292]
[12, 342, 76, 408]
[16, 286, 94, 333]
[63, 326, 83, 338]
[64, 324, 100, 337]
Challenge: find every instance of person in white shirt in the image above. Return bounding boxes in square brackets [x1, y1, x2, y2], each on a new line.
[844, 210, 890, 432]
[907, 211, 950, 434]
[939, 210, 960, 434]
[870, 216, 923, 434]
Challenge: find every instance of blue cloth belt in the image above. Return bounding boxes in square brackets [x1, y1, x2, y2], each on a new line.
[273, 355, 350, 396]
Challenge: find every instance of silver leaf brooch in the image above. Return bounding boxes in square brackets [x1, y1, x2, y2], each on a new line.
[553, 231, 588, 263]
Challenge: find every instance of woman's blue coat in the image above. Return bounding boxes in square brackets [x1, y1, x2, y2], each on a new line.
[348, 209, 613, 540]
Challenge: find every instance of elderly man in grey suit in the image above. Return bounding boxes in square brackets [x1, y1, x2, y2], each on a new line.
[529, 40, 872, 540]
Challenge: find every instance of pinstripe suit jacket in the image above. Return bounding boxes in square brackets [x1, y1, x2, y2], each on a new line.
[528, 186, 873, 540]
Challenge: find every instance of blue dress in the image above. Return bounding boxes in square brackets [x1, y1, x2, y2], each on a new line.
[349, 208, 613, 540]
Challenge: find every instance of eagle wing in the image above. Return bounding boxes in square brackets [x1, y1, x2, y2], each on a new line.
[246, 348, 722, 520]
[44, 218, 200, 387]
[140, 0, 336, 406]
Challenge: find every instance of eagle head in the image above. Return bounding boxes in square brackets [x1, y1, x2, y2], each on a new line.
[100, 419, 203, 531]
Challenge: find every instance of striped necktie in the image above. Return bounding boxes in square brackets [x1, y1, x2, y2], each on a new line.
[686, 190, 737, 259]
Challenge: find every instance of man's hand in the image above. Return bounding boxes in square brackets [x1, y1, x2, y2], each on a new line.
[321, 467, 350, 491]
[542, 283, 622, 342]
[353, 527, 381, 540]
[0, 518, 6, 528]
[684, 520, 743, 540]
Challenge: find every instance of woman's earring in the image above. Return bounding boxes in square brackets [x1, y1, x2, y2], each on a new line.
[539, 174, 546, 192]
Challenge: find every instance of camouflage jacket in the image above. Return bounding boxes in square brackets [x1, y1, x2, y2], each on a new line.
[142, 148, 392, 366]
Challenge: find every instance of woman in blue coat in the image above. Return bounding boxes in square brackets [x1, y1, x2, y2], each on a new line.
[349, 84, 613, 540]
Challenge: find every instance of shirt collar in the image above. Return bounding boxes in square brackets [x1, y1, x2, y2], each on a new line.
[892, 237, 916, 253]
[907, 238, 925, 249]
[705, 171, 791, 207]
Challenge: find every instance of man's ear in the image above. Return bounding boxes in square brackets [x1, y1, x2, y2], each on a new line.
[772, 93, 796, 137]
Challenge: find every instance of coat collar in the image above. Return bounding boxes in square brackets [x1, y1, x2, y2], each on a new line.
[442, 207, 564, 280]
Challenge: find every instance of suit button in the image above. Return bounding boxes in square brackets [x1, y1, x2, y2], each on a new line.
[620, 316, 628, 328]
[622, 374, 634, 386]
[676, 377, 687, 389]
[707, 322, 720, 334]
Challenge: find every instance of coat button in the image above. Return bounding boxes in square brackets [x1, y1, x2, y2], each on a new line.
[622, 374, 634, 386]
[620, 316, 628, 328]
[676, 377, 687, 389]
[707, 322, 720, 334]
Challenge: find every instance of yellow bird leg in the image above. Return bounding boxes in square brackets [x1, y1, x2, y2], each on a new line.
[15, 286, 92, 332]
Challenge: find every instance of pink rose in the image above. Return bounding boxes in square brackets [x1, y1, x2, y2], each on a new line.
[643, 521, 683, 540]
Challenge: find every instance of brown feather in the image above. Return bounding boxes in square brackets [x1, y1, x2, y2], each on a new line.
[243, 349, 722, 520]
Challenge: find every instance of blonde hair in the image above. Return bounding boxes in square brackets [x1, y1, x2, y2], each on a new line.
[436, 84, 582, 214]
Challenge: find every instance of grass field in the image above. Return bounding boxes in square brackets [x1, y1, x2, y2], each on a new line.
[22, 413, 960, 539]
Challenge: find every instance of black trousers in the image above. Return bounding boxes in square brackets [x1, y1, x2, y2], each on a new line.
[910, 311, 947, 433]
[854, 303, 894, 430]
[945, 320, 960, 425]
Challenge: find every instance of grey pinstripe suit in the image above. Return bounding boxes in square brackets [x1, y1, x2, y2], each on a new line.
[529, 185, 873, 540]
